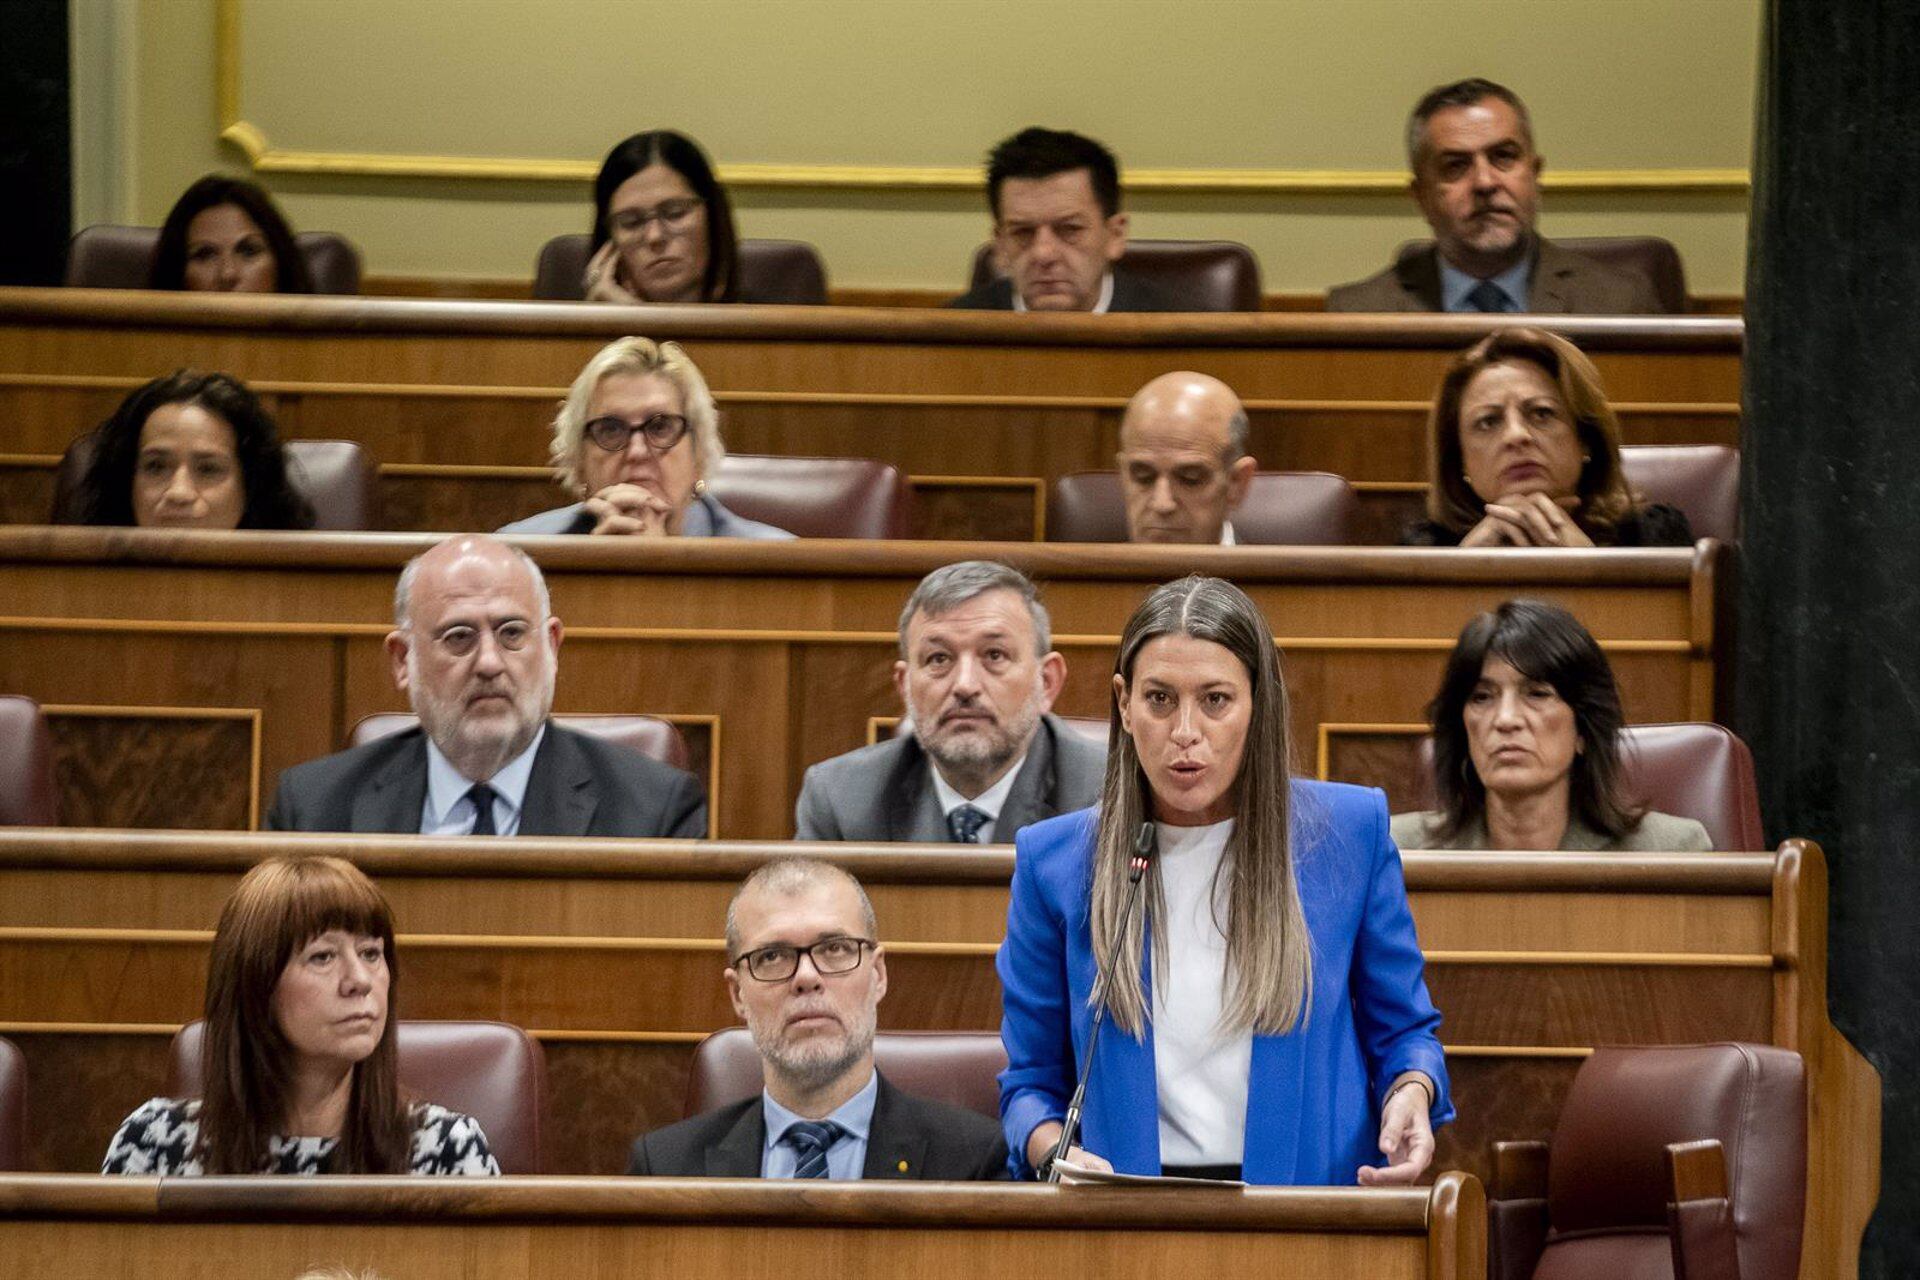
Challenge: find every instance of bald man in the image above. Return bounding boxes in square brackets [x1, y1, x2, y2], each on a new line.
[267, 534, 706, 837]
[1116, 372, 1257, 544]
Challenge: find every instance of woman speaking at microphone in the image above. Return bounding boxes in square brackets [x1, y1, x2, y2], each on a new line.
[996, 576, 1451, 1184]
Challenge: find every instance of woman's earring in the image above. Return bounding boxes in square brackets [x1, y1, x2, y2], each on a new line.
[692, 478, 708, 497]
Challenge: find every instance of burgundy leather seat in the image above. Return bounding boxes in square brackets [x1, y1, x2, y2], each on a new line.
[531, 234, 830, 304]
[168, 1019, 547, 1173]
[1046, 470, 1357, 545]
[64, 224, 364, 295]
[685, 1028, 1006, 1121]
[968, 239, 1263, 312]
[50, 434, 376, 531]
[1620, 445, 1739, 543]
[708, 455, 908, 539]
[1389, 236, 1688, 314]
[350, 712, 689, 770]
[1413, 722, 1763, 851]
[0, 1036, 25, 1171]
[0, 696, 57, 826]
[1490, 1043, 1805, 1280]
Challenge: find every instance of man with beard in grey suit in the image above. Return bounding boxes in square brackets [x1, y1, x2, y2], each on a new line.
[794, 561, 1104, 844]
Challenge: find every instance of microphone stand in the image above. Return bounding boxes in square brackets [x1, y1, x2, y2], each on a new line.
[1045, 821, 1156, 1183]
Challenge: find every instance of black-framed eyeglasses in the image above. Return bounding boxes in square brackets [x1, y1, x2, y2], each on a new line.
[584, 413, 691, 453]
[608, 198, 705, 238]
[733, 936, 875, 983]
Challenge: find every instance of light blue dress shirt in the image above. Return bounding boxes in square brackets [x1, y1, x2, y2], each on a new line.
[419, 726, 545, 836]
[1440, 253, 1533, 313]
[759, 1069, 878, 1179]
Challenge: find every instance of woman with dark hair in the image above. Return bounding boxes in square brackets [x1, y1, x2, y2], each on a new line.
[998, 576, 1450, 1184]
[152, 175, 313, 294]
[103, 855, 497, 1175]
[74, 370, 315, 531]
[582, 131, 741, 304]
[1392, 599, 1711, 850]
[1405, 327, 1693, 547]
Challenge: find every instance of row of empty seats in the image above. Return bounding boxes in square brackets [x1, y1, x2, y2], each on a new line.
[65, 224, 1694, 313]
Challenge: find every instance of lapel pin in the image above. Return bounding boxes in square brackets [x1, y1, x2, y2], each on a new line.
[897, 1159, 909, 1173]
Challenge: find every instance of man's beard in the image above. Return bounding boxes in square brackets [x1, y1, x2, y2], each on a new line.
[917, 681, 1046, 782]
[409, 648, 554, 780]
[752, 1002, 877, 1093]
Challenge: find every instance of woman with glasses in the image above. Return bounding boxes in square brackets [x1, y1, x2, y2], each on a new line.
[499, 336, 792, 538]
[583, 131, 741, 305]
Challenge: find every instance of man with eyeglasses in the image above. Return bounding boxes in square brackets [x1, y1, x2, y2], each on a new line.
[1116, 372, 1257, 545]
[266, 534, 706, 837]
[628, 858, 1007, 1179]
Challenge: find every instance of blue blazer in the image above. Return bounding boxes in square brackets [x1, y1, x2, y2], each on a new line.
[996, 780, 1453, 1184]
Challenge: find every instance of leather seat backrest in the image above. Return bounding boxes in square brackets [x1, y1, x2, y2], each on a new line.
[1389, 236, 1687, 314]
[968, 238, 1263, 312]
[1046, 470, 1356, 545]
[1538, 1043, 1805, 1280]
[684, 1028, 1006, 1120]
[1411, 722, 1764, 851]
[168, 1019, 547, 1173]
[349, 712, 689, 770]
[64, 224, 363, 295]
[51, 434, 375, 531]
[0, 1036, 25, 1171]
[532, 234, 830, 304]
[1620, 445, 1739, 542]
[707, 454, 908, 539]
[0, 697, 57, 826]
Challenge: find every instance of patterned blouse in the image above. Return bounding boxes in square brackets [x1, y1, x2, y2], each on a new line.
[102, 1097, 500, 1176]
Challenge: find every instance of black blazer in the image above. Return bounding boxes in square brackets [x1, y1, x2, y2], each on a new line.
[627, 1071, 1009, 1180]
[265, 723, 707, 837]
[947, 273, 1178, 312]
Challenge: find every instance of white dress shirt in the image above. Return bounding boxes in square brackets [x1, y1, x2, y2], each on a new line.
[929, 752, 1029, 844]
[1012, 273, 1115, 315]
[419, 726, 546, 836]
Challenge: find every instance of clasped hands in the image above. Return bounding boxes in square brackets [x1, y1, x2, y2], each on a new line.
[1460, 491, 1594, 548]
[583, 483, 675, 537]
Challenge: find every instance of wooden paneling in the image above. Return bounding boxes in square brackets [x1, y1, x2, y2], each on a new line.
[0, 832, 1875, 1280]
[0, 530, 1723, 841]
[44, 708, 259, 830]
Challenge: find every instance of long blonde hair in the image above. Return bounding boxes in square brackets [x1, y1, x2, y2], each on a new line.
[1090, 577, 1313, 1038]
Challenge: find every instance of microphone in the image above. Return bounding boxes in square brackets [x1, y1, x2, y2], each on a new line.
[1045, 820, 1156, 1183]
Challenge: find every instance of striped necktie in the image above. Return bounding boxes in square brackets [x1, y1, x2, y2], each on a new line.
[783, 1119, 845, 1179]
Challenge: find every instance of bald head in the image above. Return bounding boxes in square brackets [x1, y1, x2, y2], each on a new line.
[1116, 372, 1255, 544]
[395, 535, 549, 630]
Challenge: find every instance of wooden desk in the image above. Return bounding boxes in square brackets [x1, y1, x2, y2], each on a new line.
[0, 833, 1875, 1279]
[0, 1173, 1486, 1280]
[0, 289, 1742, 539]
[0, 528, 1727, 839]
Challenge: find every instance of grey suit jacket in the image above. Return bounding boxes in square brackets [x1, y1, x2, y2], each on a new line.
[627, 1071, 1008, 1180]
[793, 713, 1105, 842]
[265, 723, 707, 838]
[1326, 237, 1665, 314]
[1389, 807, 1713, 851]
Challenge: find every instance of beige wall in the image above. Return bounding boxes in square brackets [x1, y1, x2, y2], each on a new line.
[98, 0, 1759, 294]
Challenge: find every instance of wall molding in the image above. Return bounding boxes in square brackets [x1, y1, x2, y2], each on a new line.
[212, 0, 1751, 196]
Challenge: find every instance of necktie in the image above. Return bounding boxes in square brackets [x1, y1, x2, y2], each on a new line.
[783, 1119, 844, 1179]
[947, 804, 989, 843]
[465, 783, 498, 836]
[1466, 279, 1512, 313]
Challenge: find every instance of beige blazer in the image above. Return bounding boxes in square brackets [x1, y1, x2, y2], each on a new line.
[1390, 807, 1714, 851]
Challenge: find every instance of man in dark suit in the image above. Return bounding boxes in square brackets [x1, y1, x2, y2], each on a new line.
[629, 859, 1006, 1179]
[267, 534, 705, 837]
[1328, 78, 1664, 314]
[949, 127, 1176, 314]
[794, 561, 1105, 843]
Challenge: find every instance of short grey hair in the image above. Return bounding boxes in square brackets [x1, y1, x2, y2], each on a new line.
[1225, 408, 1250, 460]
[394, 537, 551, 630]
[724, 858, 878, 962]
[547, 336, 726, 493]
[1405, 77, 1534, 169]
[896, 560, 1051, 657]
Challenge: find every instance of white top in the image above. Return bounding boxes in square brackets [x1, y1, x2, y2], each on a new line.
[420, 726, 545, 836]
[928, 751, 1028, 844]
[1151, 818, 1252, 1166]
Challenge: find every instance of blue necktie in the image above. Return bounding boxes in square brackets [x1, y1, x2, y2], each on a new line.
[1466, 279, 1513, 313]
[465, 783, 498, 836]
[947, 804, 989, 843]
[783, 1120, 844, 1179]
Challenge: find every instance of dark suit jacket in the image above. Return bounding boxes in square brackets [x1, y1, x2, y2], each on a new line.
[265, 722, 707, 837]
[947, 273, 1178, 312]
[627, 1071, 1008, 1180]
[1326, 237, 1664, 314]
[793, 713, 1105, 842]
